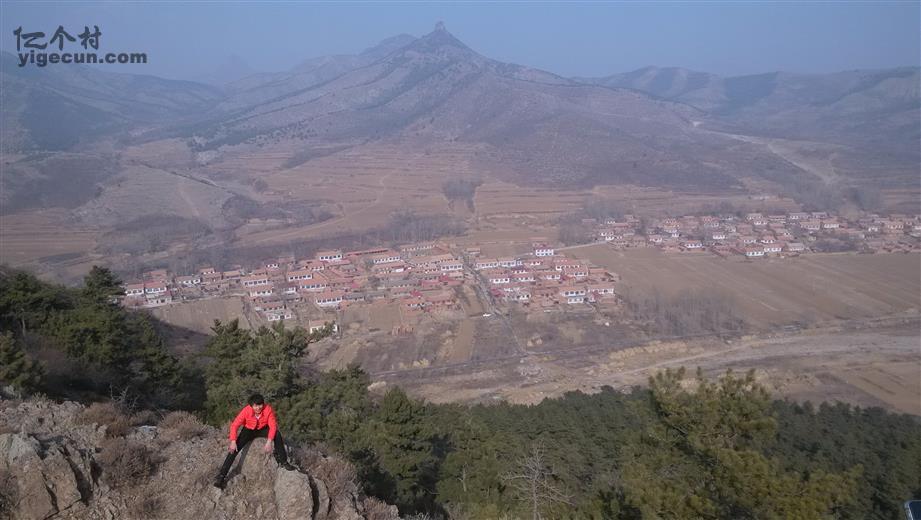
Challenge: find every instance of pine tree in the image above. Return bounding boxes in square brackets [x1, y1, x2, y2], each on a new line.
[0, 332, 44, 395]
[361, 387, 439, 512]
[621, 368, 858, 519]
[0, 270, 71, 335]
[82, 266, 124, 305]
[203, 319, 332, 424]
[280, 365, 372, 446]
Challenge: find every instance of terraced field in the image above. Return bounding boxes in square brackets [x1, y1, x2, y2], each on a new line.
[0, 210, 98, 266]
[234, 142, 480, 245]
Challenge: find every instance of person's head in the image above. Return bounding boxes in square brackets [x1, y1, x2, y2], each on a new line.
[248, 393, 265, 413]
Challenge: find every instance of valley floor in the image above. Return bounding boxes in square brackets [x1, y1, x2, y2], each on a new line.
[392, 320, 921, 415]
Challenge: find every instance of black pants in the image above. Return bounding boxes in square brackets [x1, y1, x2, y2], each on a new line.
[218, 426, 287, 477]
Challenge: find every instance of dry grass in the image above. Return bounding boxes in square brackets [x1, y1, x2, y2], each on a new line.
[292, 445, 359, 503]
[291, 443, 327, 468]
[98, 438, 156, 488]
[574, 247, 921, 328]
[130, 409, 159, 427]
[0, 470, 17, 520]
[362, 496, 399, 520]
[128, 495, 162, 519]
[0, 398, 22, 433]
[0, 398, 22, 412]
[79, 402, 131, 438]
[157, 411, 208, 442]
[192, 461, 222, 490]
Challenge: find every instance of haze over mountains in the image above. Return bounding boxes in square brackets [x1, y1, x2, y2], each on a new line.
[0, 51, 223, 151]
[581, 65, 921, 153]
[1, 22, 918, 207]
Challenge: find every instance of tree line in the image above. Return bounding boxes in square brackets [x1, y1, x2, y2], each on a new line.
[0, 266, 201, 408]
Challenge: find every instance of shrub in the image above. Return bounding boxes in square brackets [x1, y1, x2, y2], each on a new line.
[291, 443, 328, 469]
[362, 496, 400, 520]
[79, 402, 131, 438]
[293, 447, 359, 504]
[158, 411, 208, 441]
[98, 438, 156, 488]
[104, 417, 132, 438]
[0, 332, 44, 395]
[130, 409, 159, 427]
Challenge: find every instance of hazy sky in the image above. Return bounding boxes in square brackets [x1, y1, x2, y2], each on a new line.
[2, 2, 919, 81]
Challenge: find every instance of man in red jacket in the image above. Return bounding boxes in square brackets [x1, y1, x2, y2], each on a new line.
[214, 393, 294, 488]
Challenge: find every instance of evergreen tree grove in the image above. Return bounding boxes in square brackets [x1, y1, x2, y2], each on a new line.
[203, 319, 333, 423]
[0, 332, 44, 395]
[620, 368, 859, 519]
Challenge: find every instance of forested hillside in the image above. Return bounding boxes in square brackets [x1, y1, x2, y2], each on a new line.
[1, 267, 919, 519]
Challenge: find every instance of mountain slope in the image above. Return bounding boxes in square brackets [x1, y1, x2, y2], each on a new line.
[575, 66, 725, 108]
[582, 66, 921, 152]
[217, 34, 419, 112]
[193, 54, 258, 86]
[3, 26, 916, 194]
[0, 51, 223, 151]
[192, 23, 797, 190]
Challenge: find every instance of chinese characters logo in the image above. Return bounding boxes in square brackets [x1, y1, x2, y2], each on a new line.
[12, 25, 146, 67]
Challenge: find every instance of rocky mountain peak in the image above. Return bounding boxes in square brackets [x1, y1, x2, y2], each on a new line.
[406, 20, 474, 56]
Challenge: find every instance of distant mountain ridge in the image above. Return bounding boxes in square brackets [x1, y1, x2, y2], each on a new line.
[188, 23, 774, 189]
[580, 65, 921, 151]
[0, 51, 223, 151]
[1, 24, 918, 193]
[193, 54, 258, 86]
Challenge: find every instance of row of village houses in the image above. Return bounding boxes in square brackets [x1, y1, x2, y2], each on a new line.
[586, 212, 921, 257]
[471, 246, 619, 306]
[476, 256, 618, 307]
[122, 241, 617, 320]
[123, 243, 462, 317]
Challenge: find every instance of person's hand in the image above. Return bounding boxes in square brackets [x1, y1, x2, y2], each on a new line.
[263, 440, 273, 454]
[228, 440, 237, 453]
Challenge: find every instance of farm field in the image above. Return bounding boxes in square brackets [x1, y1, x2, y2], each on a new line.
[234, 142, 479, 246]
[216, 140, 797, 247]
[588, 185, 800, 215]
[341, 299, 405, 334]
[150, 296, 251, 334]
[0, 210, 98, 267]
[472, 179, 585, 216]
[400, 323, 921, 415]
[572, 246, 921, 327]
[827, 362, 920, 414]
[0, 134, 818, 277]
[74, 163, 233, 232]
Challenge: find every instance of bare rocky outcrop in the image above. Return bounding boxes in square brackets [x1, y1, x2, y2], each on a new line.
[0, 398, 399, 520]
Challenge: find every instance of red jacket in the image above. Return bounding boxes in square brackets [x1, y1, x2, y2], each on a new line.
[228, 404, 278, 441]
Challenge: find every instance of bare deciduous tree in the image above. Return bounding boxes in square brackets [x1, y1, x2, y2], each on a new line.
[501, 442, 571, 520]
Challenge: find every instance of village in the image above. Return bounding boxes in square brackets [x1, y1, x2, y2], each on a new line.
[120, 210, 921, 332]
[588, 210, 921, 257]
[121, 240, 621, 329]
